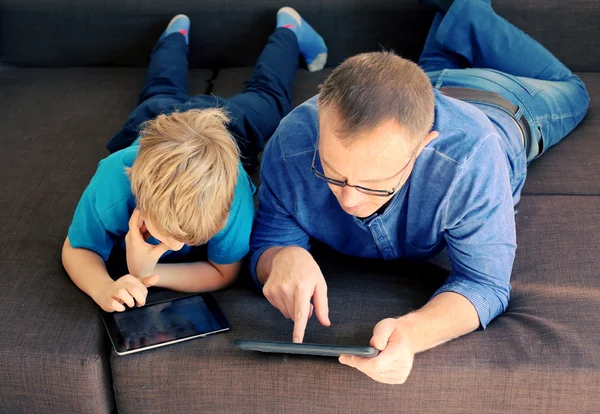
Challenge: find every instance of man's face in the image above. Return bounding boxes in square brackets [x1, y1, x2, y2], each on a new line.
[318, 111, 434, 219]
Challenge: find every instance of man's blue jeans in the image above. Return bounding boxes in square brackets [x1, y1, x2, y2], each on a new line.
[105, 28, 299, 169]
[419, 0, 590, 162]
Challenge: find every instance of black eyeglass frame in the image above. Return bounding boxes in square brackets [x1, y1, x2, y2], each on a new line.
[310, 141, 417, 197]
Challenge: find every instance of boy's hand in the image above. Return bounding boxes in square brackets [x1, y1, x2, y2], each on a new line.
[95, 274, 160, 312]
[125, 208, 169, 278]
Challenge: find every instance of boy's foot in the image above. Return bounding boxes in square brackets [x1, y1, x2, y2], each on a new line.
[160, 14, 190, 45]
[277, 7, 327, 72]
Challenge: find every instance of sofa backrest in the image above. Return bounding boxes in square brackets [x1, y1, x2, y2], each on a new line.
[1, 0, 598, 71]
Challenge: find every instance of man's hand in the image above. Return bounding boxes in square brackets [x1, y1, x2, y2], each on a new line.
[94, 274, 160, 312]
[262, 246, 331, 343]
[339, 318, 415, 385]
[125, 208, 168, 278]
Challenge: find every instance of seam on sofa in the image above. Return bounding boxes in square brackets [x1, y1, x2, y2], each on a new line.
[205, 69, 219, 95]
[0, 349, 103, 363]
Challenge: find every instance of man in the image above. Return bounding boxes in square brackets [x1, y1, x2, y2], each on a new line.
[249, 0, 590, 384]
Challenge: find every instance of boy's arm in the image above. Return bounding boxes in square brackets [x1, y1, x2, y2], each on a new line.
[153, 260, 241, 292]
[62, 236, 115, 302]
[62, 237, 158, 312]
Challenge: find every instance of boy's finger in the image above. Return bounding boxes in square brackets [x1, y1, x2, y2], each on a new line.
[141, 274, 160, 287]
[116, 288, 135, 308]
[128, 209, 140, 231]
[110, 299, 126, 312]
[128, 284, 147, 307]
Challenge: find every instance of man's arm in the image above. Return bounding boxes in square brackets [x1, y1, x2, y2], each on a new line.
[248, 106, 331, 340]
[256, 246, 283, 285]
[248, 124, 312, 286]
[341, 134, 515, 383]
[396, 292, 480, 353]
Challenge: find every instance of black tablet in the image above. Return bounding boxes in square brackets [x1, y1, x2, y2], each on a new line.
[234, 339, 380, 357]
[103, 293, 230, 355]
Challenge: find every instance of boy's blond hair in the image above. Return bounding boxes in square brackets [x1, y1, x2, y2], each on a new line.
[128, 108, 240, 246]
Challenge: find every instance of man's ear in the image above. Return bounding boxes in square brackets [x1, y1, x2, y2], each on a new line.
[415, 131, 439, 157]
[425, 130, 439, 145]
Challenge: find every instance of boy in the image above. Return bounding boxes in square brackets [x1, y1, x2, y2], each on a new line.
[62, 8, 327, 312]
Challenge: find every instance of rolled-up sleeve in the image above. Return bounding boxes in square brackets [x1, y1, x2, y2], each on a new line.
[432, 134, 516, 328]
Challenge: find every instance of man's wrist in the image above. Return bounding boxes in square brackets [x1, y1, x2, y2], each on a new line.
[395, 313, 419, 354]
[256, 246, 285, 285]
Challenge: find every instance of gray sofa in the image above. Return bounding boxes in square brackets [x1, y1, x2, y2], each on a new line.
[1, 0, 599, 412]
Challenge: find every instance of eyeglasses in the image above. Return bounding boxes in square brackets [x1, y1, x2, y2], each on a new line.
[311, 141, 416, 197]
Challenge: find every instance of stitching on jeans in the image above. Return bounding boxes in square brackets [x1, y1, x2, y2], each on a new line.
[533, 105, 590, 122]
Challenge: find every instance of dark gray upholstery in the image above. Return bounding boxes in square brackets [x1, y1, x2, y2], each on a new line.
[110, 197, 600, 414]
[0, 0, 599, 412]
[3, 1, 600, 72]
[0, 67, 212, 413]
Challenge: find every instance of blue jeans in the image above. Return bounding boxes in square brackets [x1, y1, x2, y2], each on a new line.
[419, 0, 590, 162]
[106, 28, 299, 169]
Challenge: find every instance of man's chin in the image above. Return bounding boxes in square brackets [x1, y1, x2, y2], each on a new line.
[341, 205, 376, 219]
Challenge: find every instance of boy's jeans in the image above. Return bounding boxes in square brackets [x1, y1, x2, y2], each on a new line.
[106, 28, 300, 169]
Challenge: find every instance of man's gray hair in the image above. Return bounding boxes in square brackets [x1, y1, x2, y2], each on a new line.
[318, 51, 435, 145]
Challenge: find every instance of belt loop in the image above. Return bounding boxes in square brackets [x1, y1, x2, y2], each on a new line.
[434, 69, 447, 90]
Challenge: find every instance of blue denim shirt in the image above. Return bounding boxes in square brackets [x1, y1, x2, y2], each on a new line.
[250, 91, 528, 328]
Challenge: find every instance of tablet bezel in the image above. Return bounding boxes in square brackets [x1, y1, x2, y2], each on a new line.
[234, 339, 380, 357]
[102, 293, 230, 356]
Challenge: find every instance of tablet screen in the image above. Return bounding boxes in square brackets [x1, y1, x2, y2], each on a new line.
[107, 294, 230, 353]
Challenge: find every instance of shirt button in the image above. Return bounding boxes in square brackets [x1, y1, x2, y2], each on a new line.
[378, 236, 385, 242]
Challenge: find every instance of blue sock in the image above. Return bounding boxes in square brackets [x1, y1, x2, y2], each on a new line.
[276, 7, 328, 72]
[160, 14, 190, 45]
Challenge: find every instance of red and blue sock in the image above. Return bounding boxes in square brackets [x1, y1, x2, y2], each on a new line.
[277, 7, 328, 72]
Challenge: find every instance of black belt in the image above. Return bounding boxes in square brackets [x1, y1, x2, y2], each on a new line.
[439, 87, 532, 156]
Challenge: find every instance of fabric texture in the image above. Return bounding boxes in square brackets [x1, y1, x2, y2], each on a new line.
[2, 0, 600, 72]
[110, 220, 600, 413]
[0, 67, 212, 413]
[0, 0, 599, 412]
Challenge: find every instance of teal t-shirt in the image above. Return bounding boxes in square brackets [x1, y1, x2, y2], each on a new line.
[68, 142, 256, 264]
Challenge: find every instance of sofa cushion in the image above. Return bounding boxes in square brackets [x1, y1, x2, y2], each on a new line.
[3, 0, 599, 72]
[0, 67, 212, 413]
[110, 195, 600, 413]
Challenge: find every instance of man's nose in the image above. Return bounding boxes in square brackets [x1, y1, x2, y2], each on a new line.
[339, 185, 365, 208]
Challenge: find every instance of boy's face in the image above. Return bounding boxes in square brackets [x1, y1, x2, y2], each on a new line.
[140, 215, 185, 252]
